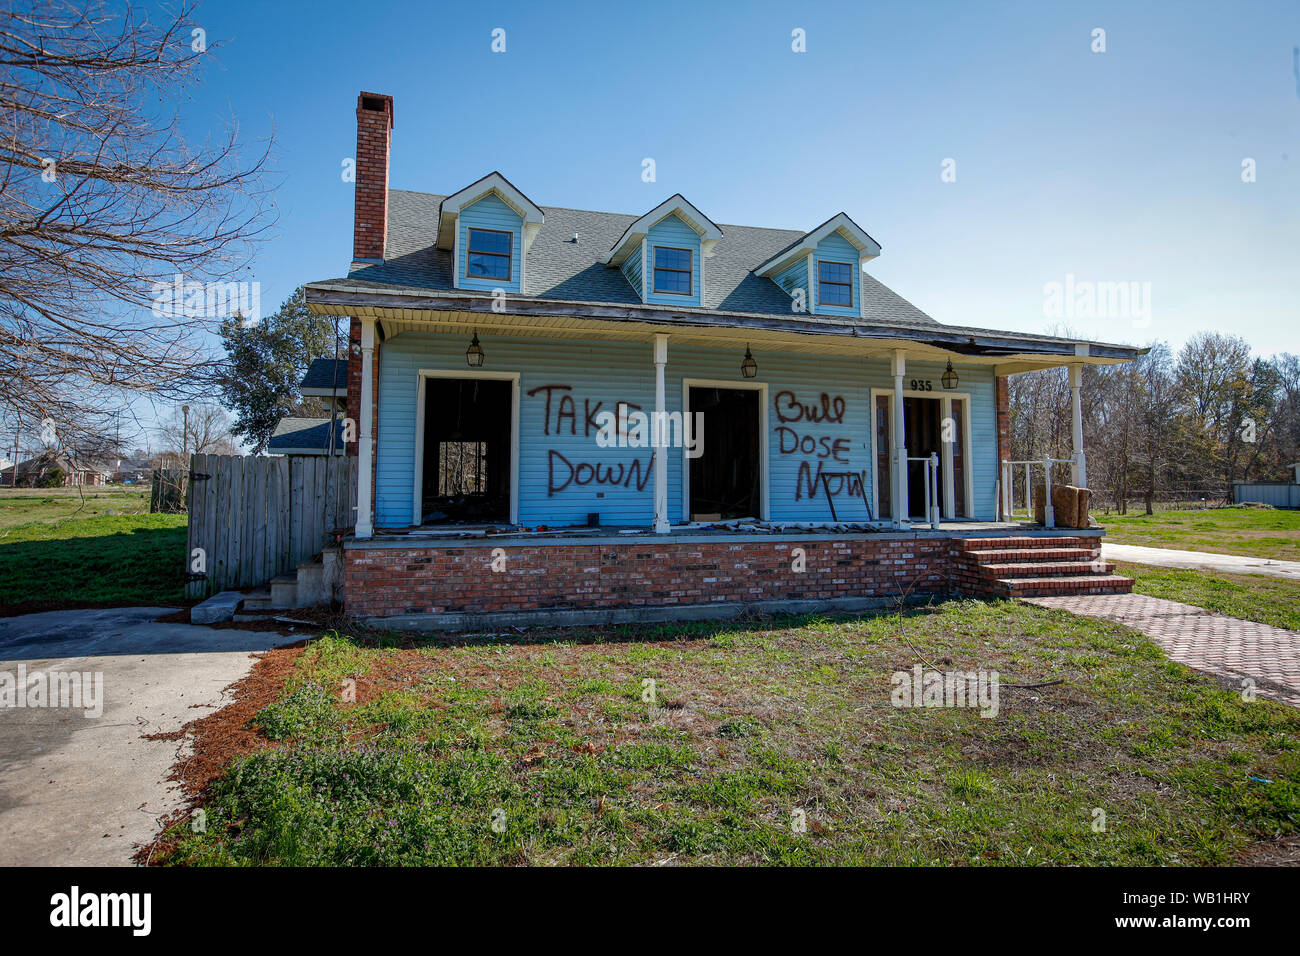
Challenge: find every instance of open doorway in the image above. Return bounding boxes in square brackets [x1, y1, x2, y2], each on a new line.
[904, 396, 942, 518]
[872, 390, 972, 521]
[686, 385, 762, 520]
[420, 377, 512, 524]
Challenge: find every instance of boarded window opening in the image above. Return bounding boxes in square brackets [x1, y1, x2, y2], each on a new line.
[688, 386, 760, 520]
[422, 378, 511, 524]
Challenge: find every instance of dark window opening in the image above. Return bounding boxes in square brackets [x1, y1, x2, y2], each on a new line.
[652, 246, 693, 295]
[688, 386, 760, 520]
[466, 228, 512, 281]
[818, 260, 853, 307]
[422, 378, 511, 524]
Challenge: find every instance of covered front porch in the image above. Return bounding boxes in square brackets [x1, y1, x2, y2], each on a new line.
[317, 298, 1120, 541]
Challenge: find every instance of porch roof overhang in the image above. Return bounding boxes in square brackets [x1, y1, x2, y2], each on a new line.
[303, 281, 1147, 375]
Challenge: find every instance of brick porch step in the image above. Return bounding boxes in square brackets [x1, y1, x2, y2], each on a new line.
[960, 536, 1094, 551]
[965, 547, 1098, 563]
[983, 561, 1114, 577]
[999, 574, 1135, 597]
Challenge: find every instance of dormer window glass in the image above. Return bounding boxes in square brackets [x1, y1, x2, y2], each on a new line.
[466, 228, 512, 281]
[652, 246, 693, 295]
[818, 260, 853, 307]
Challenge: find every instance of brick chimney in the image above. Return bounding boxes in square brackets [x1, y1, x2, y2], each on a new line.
[353, 91, 394, 262]
[348, 92, 392, 463]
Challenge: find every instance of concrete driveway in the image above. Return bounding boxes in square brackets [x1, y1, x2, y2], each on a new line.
[1102, 543, 1300, 581]
[0, 608, 295, 866]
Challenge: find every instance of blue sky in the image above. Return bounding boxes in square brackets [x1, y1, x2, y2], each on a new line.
[184, 0, 1298, 362]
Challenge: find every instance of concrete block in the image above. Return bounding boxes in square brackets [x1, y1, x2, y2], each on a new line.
[190, 590, 244, 625]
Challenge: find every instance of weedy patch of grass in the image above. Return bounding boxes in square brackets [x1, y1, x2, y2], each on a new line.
[1116, 563, 1300, 631]
[1102, 506, 1300, 562]
[157, 601, 1300, 867]
[0, 486, 150, 530]
[0, 511, 187, 612]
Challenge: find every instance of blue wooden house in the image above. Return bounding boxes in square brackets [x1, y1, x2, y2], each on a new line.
[303, 92, 1141, 626]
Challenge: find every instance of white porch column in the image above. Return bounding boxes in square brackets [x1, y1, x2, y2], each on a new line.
[941, 396, 955, 520]
[891, 349, 909, 529]
[653, 334, 670, 533]
[355, 317, 376, 539]
[1069, 364, 1087, 488]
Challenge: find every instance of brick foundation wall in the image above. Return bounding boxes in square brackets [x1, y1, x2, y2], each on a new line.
[345, 537, 956, 618]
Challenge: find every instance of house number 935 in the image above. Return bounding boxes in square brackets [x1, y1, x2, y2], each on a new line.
[909, 379, 933, 391]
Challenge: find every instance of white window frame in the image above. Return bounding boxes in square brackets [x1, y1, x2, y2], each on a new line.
[868, 387, 974, 521]
[680, 377, 770, 522]
[412, 369, 521, 526]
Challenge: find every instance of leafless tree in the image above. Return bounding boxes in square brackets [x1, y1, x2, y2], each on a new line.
[0, 1, 274, 447]
[158, 401, 237, 459]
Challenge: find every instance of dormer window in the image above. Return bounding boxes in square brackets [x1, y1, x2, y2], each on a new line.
[818, 260, 853, 308]
[652, 246, 693, 295]
[466, 228, 513, 281]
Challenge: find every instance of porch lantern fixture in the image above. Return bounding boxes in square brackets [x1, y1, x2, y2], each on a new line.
[941, 359, 959, 389]
[740, 345, 757, 379]
[465, 331, 484, 368]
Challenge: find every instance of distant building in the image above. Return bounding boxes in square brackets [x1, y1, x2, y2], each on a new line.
[1, 451, 114, 487]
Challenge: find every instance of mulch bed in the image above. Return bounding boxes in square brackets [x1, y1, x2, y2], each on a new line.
[134, 642, 307, 865]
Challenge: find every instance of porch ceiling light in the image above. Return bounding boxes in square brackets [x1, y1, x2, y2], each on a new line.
[941, 359, 959, 389]
[741, 344, 757, 379]
[466, 331, 484, 367]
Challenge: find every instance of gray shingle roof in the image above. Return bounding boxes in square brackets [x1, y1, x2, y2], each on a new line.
[300, 357, 348, 391]
[268, 417, 345, 453]
[330, 189, 940, 328]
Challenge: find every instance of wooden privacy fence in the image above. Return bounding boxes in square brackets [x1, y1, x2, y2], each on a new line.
[185, 454, 357, 597]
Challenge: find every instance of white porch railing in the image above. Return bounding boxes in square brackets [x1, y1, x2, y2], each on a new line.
[906, 452, 941, 529]
[1000, 458, 1073, 529]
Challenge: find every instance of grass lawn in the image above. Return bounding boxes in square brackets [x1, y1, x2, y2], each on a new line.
[0, 512, 187, 613]
[1115, 563, 1300, 632]
[155, 601, 1300, 866]
[0, 485, 151, 530]
[1101, 506, 1300, 562]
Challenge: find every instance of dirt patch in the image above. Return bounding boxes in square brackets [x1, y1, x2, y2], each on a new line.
[134, 642, 306, 864]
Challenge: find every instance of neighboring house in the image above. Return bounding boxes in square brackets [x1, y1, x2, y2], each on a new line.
[113, 457, 154, 483]
[299, 357, 349, 413]
[298, 92, 1144, 623]
[266, 358, 350, 456]
[268, 416, 346, 457]
[2, 452, 112, 487]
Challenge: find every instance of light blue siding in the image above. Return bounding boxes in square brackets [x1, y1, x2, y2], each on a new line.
[375, 333, 656, 528]
[457, 193, 523, 293]
[621, 242, 644, 298]
[373, 334, 999, 528]
[771, 258, 809, 313]
[812, 232, 860, 317]
[644, 214, 701, 307]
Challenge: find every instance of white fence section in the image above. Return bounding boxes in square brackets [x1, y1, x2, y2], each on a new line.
[185, 454, 356, 597]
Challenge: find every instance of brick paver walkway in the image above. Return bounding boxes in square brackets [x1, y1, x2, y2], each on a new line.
[1025, 593, 1300, 707]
